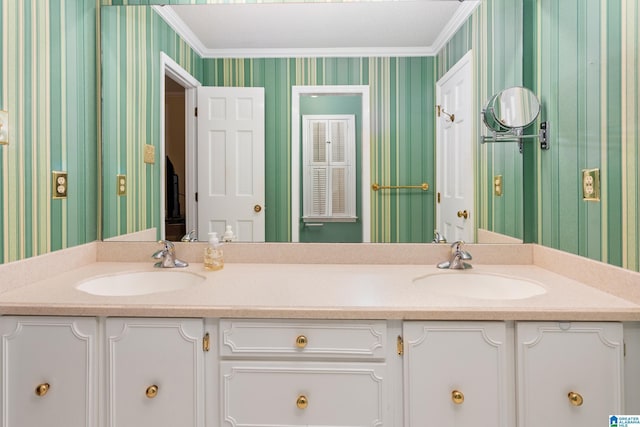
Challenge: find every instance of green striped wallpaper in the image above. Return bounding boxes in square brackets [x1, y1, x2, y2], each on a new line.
[101, 6, 204, 239]
[0, 0, 97, 264]
[531, 0, 640, 271]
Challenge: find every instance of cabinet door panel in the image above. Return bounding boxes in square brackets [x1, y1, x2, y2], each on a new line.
[403, 321, 511, 427]
[106, 318, 203, 427]
[0, 316, 97, 427]
[517, 322, 623, 427]
[220, 361, 386, 427]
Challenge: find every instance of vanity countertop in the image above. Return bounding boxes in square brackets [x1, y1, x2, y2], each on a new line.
[0, 251, 639, 320]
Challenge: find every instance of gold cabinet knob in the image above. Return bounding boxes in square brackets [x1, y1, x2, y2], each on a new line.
[146, 385, 159, 398]
[568, 391, 583, 406]
[451, 390, 464, 404]
[296, 395, 308, 409]
[457, 210, 469, 219]
[35, 383, 50, 397]
[295, 335, 308, 348]
[254, 204, 262, 213]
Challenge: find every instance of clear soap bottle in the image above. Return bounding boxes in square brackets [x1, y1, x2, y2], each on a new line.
[204, 232, 224, 271]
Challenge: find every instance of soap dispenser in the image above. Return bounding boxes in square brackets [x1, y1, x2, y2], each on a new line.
[204, 232, 224, 271]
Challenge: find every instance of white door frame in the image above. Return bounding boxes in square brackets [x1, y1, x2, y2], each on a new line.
[435, 49, 475, 242]
[159, 52, 201, 239]
[291, 85, 371, 243]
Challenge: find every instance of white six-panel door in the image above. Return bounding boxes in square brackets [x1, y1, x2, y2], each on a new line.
[436, 51, 474, 243]
[197, 87, 265, 242]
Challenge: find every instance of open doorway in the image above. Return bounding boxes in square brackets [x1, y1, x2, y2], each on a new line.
[164, 76, 187, 240]
[159, 53, 200, 240]
[291, 85, 371, 243]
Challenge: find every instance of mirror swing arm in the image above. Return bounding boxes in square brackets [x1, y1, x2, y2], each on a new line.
[480, 86, 550, 153]
[480, 118, 549, 153]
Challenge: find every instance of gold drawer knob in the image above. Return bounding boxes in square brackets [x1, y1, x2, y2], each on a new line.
[451, 390, 464, 404]
[296, 395, 308, 409]
[568, 391, 583, 406]
[295, 335, 308, 348]
[146, 385, 159, 398]
[35, 383, 50, 397]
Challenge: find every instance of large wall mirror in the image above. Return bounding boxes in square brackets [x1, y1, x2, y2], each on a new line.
[100, 1, 525, 245]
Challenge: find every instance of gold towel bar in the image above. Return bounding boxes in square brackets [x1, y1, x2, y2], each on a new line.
[371, 183, 429, 191]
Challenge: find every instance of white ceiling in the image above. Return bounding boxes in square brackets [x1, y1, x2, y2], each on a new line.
[153, 1, 480, 58]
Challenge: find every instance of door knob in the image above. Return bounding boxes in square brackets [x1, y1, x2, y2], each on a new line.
[451, 390, 464, 404]
[254, 204, 262, 213]
[457, 210, 469, 219]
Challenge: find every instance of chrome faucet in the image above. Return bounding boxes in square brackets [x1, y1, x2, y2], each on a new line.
[152, 240, 189, 268]
[181, 229, 198, 242]
[432, 230, 447, 243]
[437, 240, 472, 269]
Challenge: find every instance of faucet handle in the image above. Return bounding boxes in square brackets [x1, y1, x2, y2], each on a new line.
[450, 240, 465, 251]
[181, 230, 197, 242]
[158, 239, 175, 252]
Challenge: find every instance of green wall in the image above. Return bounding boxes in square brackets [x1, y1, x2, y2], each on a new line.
[101, 6, 204, 239]
[531, 0, 640, 271]
[0, 0, 98, 263]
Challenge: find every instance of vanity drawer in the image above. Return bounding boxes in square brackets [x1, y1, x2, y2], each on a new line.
[220, 361, 386, 427]
[219, 319, 387, 360]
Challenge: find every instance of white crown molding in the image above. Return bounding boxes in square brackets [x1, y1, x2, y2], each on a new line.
[152, 5, 208, 57]
[430, 1, 481, 54]
[153, 1, 481, 59]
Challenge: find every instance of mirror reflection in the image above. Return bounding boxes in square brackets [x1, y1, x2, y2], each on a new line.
[483, 87, 540, 132]
[101, 2, 525, 245]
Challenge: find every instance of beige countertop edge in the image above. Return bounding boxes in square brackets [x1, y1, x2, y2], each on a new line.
[1, 303, 639, 321]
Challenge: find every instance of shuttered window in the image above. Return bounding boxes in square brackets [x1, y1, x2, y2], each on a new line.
[302, 115, 356, 220]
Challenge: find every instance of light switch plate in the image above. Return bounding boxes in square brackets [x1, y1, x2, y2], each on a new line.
[52, 171, 68, 199]
[0, 110, 8, 145]
[117, 174, 127, 196]
[494, 175, 503, 196]
[582, 168, 600, 201]
[144, 144, 155, 164]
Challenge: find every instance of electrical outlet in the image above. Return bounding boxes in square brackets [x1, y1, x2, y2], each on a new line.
[144, 144, 155, 164]
[117, 174, 127, 196]
[52, 171, 68, 199]
[494, 175, 503, 196]
[582, 168, 600, 201]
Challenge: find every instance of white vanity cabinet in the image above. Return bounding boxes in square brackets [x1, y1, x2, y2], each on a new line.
[403, 321, 514, 427]
[105, 318, 205, 427]
[516, 322, 623, 427]
[218, 319, 389, 427]
[0, 316, 97, 427]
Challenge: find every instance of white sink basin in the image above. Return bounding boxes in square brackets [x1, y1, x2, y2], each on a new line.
[413, 272, 546, 300]
[76, 271, 205, 296]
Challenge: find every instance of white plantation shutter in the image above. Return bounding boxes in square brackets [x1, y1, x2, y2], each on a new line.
[302, 115, 356, 220]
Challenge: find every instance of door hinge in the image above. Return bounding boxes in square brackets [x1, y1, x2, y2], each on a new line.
[436, 104, 441, 117]
[203, 332, 210, 352]
[195, 192, 198, 202]
[437, 192, 441, 204]
[624, 341, 626, 357]
[195, 107, 198, 117]
[397, 335, 404, 356]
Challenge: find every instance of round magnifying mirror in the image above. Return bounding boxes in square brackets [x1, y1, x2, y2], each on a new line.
[483, 87, 540, 132]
